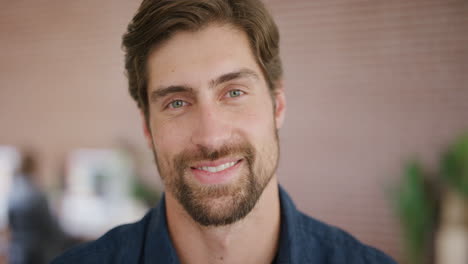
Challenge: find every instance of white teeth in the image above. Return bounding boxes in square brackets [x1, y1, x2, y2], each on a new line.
[198, 161, 236, 173]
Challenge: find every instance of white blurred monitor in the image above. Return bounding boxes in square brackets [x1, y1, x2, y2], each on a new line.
[60, 148, 146, 238]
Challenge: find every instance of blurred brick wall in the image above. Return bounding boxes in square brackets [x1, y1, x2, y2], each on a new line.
[269, 0, 468, 261]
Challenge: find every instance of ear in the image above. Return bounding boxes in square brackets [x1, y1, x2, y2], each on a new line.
[140, 111, 153, 149]
[273, 80, 286, 129]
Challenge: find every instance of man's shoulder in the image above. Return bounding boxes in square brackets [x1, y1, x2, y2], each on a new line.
[294, 212, 397, 263]
[50, 210, 152, 264]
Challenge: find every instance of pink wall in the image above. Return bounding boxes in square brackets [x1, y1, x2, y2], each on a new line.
[1, 0, 467, 261]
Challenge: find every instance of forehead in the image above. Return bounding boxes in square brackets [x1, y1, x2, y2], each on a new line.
[146, 24, 264, 91]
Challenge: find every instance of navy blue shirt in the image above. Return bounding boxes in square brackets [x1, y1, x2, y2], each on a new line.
[51, 186, 397, 263]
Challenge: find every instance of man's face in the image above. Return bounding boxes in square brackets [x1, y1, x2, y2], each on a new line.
[144, 24, 285, 226]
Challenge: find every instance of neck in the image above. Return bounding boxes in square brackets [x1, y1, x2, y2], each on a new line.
[165, 177, 281, 264]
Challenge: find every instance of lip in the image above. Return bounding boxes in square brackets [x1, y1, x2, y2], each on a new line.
[190, 159, 243, 185]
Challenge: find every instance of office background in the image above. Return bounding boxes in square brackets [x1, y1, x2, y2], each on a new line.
[1, 0, 467, 263]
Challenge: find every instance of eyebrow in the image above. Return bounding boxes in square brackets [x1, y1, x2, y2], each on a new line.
[149, 68, 260, 103]
[210, 68, 260, 88]
[150, 85, 194, 103]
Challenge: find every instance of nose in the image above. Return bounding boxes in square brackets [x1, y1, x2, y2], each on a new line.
[190, 103, 232, 151]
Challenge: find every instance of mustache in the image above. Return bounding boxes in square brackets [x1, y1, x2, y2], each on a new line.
[174, 141, 255, 172]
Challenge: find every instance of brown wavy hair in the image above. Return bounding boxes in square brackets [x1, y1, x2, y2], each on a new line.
[122, 0, 282, 122]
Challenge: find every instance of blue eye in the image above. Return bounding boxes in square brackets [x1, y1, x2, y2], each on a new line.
[168, 100, 186, 109]
[227, 90, 244, 98]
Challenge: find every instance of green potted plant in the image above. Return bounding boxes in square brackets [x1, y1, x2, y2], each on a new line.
[393, 161, 436, 264]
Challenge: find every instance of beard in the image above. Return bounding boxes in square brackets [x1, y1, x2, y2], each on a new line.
[153, 131, 279, 227]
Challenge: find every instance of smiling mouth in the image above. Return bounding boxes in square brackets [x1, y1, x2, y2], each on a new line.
[191, 159, 243, 173]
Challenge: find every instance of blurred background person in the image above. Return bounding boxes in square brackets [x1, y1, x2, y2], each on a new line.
[7, 151, 73, 264]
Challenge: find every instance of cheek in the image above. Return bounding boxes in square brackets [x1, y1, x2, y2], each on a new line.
[241, 97, 276, 133]
[150, 120, 189, 164]
[237, 101, 277, 153]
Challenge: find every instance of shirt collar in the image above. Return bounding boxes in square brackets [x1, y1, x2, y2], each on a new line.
[144, 195, 180, 263]
[274, 185, 300, 264]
